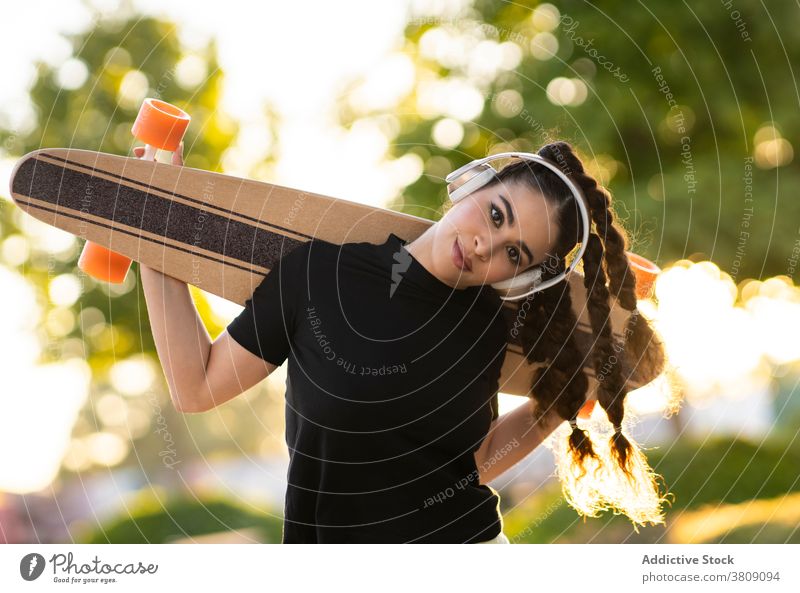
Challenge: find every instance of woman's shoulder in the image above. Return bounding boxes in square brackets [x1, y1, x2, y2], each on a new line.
[279, 238, 338, 266]
[279, 238, 387, 282]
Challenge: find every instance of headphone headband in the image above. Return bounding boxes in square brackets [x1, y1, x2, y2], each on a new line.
[445, 151, 592, 301]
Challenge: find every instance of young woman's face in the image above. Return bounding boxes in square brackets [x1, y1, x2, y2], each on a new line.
[434, 181, 559, 289]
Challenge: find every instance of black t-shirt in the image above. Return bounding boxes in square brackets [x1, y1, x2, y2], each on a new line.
[227, 232, 509, 543]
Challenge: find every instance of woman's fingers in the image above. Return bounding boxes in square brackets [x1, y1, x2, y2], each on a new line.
[133, 143, 184, 166]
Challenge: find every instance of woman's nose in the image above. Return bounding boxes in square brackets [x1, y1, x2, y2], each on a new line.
[474, 235, 489, 260]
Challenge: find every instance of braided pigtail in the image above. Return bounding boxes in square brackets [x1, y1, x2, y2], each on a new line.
[571, 166, 667, 391]
[547, 142, 670, 526]
[578, 230, 636, 474]
[517, 263, 599, 481]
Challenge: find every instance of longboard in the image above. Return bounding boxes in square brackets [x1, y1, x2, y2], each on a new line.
[9, 148, 659, 398]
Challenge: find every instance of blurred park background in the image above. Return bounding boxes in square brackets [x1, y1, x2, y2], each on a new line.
[1, 0, 799, 544]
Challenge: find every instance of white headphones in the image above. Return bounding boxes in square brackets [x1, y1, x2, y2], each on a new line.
[445, 151, 592, 302]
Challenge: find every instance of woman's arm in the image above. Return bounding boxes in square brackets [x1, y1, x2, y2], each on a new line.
[140, 266, 209, 410]
[140, 266, 275, 412]
[137, 145, 275, 413]
[474, 398, 565, 484]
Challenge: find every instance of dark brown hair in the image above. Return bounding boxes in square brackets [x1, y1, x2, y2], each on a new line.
[485, 141, 670, 522]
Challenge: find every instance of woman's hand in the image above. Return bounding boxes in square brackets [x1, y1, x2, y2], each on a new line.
[475, 399, 571, 484]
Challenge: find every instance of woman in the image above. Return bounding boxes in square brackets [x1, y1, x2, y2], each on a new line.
[138, 140, 667, 543]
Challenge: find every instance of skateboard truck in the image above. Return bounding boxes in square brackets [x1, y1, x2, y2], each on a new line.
[77, 98, 191, 283]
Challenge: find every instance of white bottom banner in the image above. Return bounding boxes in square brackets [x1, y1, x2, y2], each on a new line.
[1, 543, 798, 591]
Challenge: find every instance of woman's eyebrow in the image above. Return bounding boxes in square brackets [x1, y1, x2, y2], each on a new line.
[498, 193, 534, 264]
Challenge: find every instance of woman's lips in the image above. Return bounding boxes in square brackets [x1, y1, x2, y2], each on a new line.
[452, 238, 471, 272]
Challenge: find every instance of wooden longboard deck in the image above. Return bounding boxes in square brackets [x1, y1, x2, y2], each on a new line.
[10, 148, 657, 397]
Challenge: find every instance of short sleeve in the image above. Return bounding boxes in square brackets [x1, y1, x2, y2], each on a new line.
[227, 244, 307, 367]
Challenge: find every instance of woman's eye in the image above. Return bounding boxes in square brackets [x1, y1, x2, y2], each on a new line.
[490, 203, 503, 227]
[507, 246, 520, 265]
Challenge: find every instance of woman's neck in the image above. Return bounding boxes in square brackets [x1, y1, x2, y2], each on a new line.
[404, 226, 458, 289]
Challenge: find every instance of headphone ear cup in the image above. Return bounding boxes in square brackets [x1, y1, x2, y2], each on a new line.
[490, 266, 543, 298]
[447, 164, 497, 203]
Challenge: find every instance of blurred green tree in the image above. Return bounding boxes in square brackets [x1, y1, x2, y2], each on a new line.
[0, 4, 287, 489]
[336, 0, 799, 281]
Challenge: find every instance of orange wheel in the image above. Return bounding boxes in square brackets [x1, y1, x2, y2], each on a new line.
[626, 251, 661, 299]
[131, 98, 190, 151]
[577, 399, 596, 419]
[78, 241, 132, 284]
